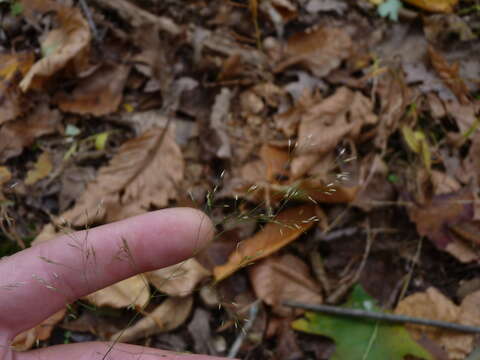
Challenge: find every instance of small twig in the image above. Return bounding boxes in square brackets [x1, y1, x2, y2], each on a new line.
[228, 300, 260, 358]
[283, 301, 480, 334]
[78, 0, 100, 42]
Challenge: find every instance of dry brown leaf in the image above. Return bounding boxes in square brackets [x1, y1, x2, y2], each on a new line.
[210, 88, 233, 159]
[25, 151, 53, 185]
[146, 258, 211, 297]
[395, 287, 480, 359]
[407, 186, 480, 262]
[86, 275, 150, 309]
[54, 64, 130, 116]
[0, 103, 61, 162]
[0, 166, 11, 186]
[428, 46, 470, 105]
[275, 26, 352, 78]
[249, 254, 322, 316]
[19, 0, 91, 91]
[375, 70, 412, 150]
[12, 309, 66, 351]
[404, 0, 458, 13]
[260, 144, 290, 183]
[291, 87, 377, 178]
[62, 126, 184, 225]
[110, 296, 193, 343]
[213, 204, 317, 282]
[0, 52, 35, 124]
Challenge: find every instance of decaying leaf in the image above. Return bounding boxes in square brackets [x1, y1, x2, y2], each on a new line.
[12, 309, 66, 351]
[0, 104, 61, 162]
[249, 254, 322, 316]
[25, 151, 53, 185]
[86, 275, 150, 309]
[275, 26, 352, 78]
[0, 52, 35, 124]
[407, 186, 480, 262]
[395, 287, 480, 359]
[18, 0, 91, 91]
[110, 296, 193, 343]
[210, 88, 233, 159]
[0, 166, 11, 186]
[54, 64, 130, 116]
[428, 46, 470, 105]
[293, 285, 432, 360]
[214, 204, 317, 282]
[403, 0, 458, 13]
[291, 87, 377, 178]
[62, 126, 184, 225]
[146, 258, 211, 297]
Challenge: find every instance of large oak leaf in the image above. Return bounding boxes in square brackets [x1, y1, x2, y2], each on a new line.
[63, 126, 184, 225]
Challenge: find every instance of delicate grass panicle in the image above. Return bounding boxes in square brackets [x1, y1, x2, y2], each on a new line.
[0, 141, 355, 358]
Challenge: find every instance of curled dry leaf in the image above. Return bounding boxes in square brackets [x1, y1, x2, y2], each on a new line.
[12, 309, 67, 351]
[25, 151, 53, 185]
[407, 186, 480, 262]
[146, 258, 211, 297]
[213, 204, 317, 282]
[210, 88, 233, 159]
[0, 166, 11, 201]
[395, 287, 480, 360]
[18, 0, 91, 92]
[249, 254, 322, 316]
[428, 46, 470, 105]
[86, 275, 150, 309]
[403, 0, 458, 13]
[275, 26, 352, 78]
[62, 126, 184, 225]
[0, 103, 61, 162]
[54, 64, 130, 116]
[0, 52, 35, 124]
[291, 87, 377, 178]
[110, 296, 193, 343]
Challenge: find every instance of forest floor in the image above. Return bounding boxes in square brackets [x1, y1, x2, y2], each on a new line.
[1, 0, 480, 359]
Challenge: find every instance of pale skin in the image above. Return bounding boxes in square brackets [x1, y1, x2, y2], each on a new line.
[0, 208, 228, 360]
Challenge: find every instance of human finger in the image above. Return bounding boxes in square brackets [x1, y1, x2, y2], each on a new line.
[16, 342, 230, 360]
[0, 208, 214, 338]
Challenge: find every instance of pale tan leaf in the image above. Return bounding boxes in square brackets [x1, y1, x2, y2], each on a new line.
[25, 152, 53, 185]
[12, 309, 66, 351]
[214, 204, 317, 282]
[146, 258, 211, 297]
[86, 275, 150, 309]
[110, 296, 193, 342]
[275, 26, 352, 77]
[62, 126, 184, 225]
[19, 1, 91, 91]
[291, 87, 377, 178]
[249, 254, 322, 316]
[395, 287, 480, 360]
[0, 166, 11, 186]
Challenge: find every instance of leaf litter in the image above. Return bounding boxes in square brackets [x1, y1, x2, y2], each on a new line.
[1, 0, 480, 358]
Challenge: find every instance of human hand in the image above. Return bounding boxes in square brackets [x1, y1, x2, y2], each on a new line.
[0, 208, 227, 360]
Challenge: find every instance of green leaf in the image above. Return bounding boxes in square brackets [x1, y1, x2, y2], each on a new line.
[10, 1, 23, 16]
[378, 0, 402, 21]
[292, 285, 432, 360]
[94, 132, 110, 151]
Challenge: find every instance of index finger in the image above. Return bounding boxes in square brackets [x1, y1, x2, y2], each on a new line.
[0, 208, 214, 339]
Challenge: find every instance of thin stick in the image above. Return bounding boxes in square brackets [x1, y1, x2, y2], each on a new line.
[228, 300, 260, 358]
[283, 301, 480, 334]
[78, 0, 100, 41]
